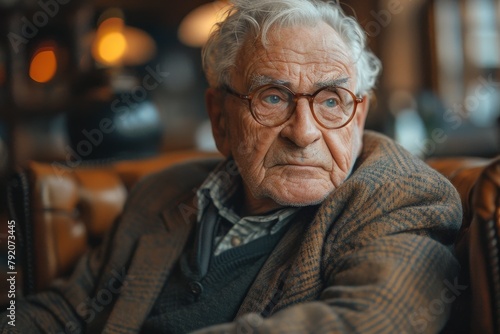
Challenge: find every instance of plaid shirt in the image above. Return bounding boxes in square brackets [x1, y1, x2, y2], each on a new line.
[196, 159, 300, 256]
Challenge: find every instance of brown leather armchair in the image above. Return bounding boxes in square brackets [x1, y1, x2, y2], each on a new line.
[427, 157, 500, 334]
[6, 151, 221, 295]
[5, 152, 500, 333]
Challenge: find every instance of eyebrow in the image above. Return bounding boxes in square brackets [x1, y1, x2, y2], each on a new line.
[248, 74, 350, 92]
[315, 77, 350, 89]
[248, 75, 287, 91]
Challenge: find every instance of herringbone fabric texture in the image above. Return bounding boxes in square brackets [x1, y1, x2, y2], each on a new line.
[1, 131, 462, 334]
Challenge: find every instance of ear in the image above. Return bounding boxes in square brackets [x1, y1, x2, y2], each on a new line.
[205, 88, 231, 157]
[353, 93, 370, 132]
[351, 94, 370, 155]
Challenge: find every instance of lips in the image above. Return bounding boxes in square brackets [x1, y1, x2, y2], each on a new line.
[274, 162, 322, 168]
[270, 158, 328, 170]
[264, 148, 330, 170]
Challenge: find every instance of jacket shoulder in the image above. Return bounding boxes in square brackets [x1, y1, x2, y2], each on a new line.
[322, 131, 462, 247]
[125, 157, 222, 209]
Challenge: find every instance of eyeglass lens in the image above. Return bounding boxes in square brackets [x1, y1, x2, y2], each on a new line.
[252, 86, 355, 128]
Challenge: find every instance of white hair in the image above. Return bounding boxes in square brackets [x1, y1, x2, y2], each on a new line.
[202, 0, 382, 95]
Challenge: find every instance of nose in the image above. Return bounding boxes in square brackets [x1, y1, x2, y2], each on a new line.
[280, 98, 322, 148]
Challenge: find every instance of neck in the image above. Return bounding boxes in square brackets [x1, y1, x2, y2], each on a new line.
[233, 185, 283, 216]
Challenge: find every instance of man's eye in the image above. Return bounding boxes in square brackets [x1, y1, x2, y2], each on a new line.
[262, 95, 283, 104]
[323, 98, 339, 108]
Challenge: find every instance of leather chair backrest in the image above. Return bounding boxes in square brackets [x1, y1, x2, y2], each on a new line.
[7, 151, 220, 295]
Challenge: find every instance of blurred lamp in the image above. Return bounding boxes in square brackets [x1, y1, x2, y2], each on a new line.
[178, 1, 231, 47]
[91, 14, 156, 67]
[29, 46, 58, 83]
[92, 17, 127, 66]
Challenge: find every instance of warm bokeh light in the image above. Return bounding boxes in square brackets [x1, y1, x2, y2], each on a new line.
[178, 1, 231, 47]
[98, 32, 127, 64]
[92, 17, 127, 66]
[121, 27, 156, 65]
[91, 15, 156, 66]
[98, 17, 125, 34]
[29, 48, 57, 83]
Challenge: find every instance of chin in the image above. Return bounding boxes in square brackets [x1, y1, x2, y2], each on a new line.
[266, 187, 333, 207]
[274, 197, 327, 207]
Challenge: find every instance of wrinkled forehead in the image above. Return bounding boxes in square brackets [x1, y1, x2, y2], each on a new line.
[232, 22, 356, 90]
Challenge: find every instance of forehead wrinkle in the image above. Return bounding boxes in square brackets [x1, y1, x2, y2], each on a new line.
[249, 73, 350, 93]
[239, 27, 356, 93]
[246, 55, 353, 91]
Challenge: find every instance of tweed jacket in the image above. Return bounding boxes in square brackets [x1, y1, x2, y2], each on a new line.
[3, 131, 462, 334]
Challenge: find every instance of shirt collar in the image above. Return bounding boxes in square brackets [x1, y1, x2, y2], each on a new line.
[196, 158, 299, 226]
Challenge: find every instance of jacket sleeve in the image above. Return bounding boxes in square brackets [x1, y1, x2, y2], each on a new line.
[192, 238, 460, 334]
[0, 226, 114, 334]
[0, 160, 213, 334]
[191, 167, 463, 334]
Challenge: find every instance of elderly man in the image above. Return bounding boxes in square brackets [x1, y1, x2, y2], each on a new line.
[4, 0, 461, 333]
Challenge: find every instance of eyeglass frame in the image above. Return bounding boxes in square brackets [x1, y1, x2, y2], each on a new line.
[221, 83, 365, 129]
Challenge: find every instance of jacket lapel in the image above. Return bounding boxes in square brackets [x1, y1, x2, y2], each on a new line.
[103, 195, 197, 334]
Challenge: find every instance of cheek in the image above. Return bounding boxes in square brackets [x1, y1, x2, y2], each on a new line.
[351, 125, 363, 156]
[227, 113, 279, 177]
[324, 127, 362, 185]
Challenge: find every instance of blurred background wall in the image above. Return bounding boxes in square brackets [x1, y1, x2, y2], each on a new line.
[0, 0, 498, 178]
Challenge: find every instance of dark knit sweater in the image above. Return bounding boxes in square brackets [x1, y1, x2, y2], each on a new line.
[140, 226, 287, 334]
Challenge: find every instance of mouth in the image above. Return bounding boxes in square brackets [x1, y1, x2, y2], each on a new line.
[265, 151, 329, 170]
[274, 163, 324, 169]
